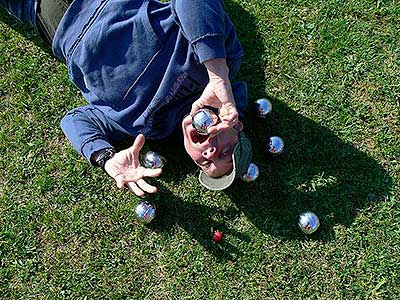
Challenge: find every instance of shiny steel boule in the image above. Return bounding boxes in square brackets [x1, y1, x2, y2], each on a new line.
[192, 108, 219, 135]
[298, 212, 320, 234]
[241, 163, 259, 182]
[134, 201, 156, 224]
[267, 136, 284, 156]
[144, 151, 165, 169]
[255, 98, 272, 118]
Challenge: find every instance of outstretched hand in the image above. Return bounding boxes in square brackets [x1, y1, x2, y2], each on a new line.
[190, 58, 239, 135]
[104, 134, 162, 197]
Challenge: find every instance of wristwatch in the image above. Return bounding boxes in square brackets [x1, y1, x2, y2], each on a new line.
[92, 147, 116, 169]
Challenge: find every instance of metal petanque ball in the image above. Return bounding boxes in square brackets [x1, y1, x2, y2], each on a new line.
[298, 212, 320, 234]
[255, 98, 272, 118]
[267, 136, 285, 156]
[134, 201, 156, 224]
[144, 151, 165, 169]
[192, 108, 219, 135]
[241, 163, 259, 182]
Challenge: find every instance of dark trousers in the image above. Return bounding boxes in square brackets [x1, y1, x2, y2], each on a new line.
[36, 0, 72, 45]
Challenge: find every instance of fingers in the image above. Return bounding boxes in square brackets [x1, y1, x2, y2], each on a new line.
[124, 180, 158, 196]
[206, 107, 238, 135]
[125, 181, 146, 197]
[219, 104, 238, 120]
[142, 167, 162, 178]
[220, 107, 239, 128]
[115, 167, 161, 197]
[207, 122, 229, 135]
[120, 167, 162, 182]
[190, 91, 222, 116]
[137, 179, 157, 194]
[123, 179, 158, 197]
[116, 177, 127, 189]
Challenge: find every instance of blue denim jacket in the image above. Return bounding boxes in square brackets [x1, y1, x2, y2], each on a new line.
[2, 0, 247, 162]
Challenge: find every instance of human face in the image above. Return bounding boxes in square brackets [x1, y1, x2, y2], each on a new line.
[182, 115, 242, 177]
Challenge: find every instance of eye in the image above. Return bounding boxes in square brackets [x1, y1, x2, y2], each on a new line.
[202, 160, 212, 168]
[222, 147, 232, 157]
[204, 162, 212, 170]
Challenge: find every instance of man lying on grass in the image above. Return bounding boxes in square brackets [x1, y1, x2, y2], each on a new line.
[1, 0, 253, 195]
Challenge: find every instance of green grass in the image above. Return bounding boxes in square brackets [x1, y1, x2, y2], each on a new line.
[0, 0, 399, 299]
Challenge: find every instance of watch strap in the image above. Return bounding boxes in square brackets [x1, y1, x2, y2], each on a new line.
[93, 148, 116, 169]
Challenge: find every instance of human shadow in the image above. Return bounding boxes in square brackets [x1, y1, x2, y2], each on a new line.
[221, 1, 392, 242]
[140, 187, 247, 262]
[143, 134, 248, 261]
[225, 98, 392, 241]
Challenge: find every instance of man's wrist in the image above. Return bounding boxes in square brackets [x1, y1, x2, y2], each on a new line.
[204, 58, 229, 81]
[91, 148, 116, 169]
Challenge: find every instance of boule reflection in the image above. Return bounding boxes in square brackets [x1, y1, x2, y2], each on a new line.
[241, 163, 259, 182]
[144, 151, 165, 169]
[192, 108, 219, 135]
[267, 136, 284, 156]
[255, 98, 272, 118]
[134, 201, 156, 224]
[298, 212, 320, 234]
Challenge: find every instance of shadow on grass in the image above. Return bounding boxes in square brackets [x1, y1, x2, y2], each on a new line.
[148, 95, 392, 260]
[1, 2, 392, 261]
[146, 136, 246, 262]
[0, 9, 52, 52]
[226, 97, 392, 240]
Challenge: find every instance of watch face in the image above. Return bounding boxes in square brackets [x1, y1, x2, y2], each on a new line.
[96, 148, 116, 168]
[105, 149, 115, 158]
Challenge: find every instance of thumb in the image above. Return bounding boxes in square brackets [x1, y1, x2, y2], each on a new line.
[128, 134, 145, 154]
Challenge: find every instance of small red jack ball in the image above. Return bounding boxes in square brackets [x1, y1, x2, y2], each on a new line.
[212, 230, 223, 243]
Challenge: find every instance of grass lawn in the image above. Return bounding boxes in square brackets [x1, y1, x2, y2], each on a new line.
[0, 0, 399, 299]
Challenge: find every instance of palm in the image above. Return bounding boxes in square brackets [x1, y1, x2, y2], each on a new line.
[108, 149, 143, 181]
[104, 134, 162, 196]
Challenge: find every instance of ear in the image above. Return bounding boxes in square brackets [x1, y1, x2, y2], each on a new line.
[233, 121, 243, 132]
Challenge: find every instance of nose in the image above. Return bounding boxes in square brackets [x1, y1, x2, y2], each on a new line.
[202, 146, 217, 160]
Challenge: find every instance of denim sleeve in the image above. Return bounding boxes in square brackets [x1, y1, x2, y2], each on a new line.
[0, 0, 37, 26]
[61, 106, 132, 163]
[171, 0, 227, 63]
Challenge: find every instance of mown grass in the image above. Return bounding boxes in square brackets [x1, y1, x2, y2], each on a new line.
[0, 0, 399, 299]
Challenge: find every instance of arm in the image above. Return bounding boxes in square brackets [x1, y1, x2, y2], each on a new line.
[172, 0, 239, 133]
[61, 106, 161, 196]
[191, 58, 239, 134]
[171, 0, 227, 63]
[61, 106, 115, 162]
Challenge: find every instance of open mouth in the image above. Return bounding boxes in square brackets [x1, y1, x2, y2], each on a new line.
[190, 129, 209, 144]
